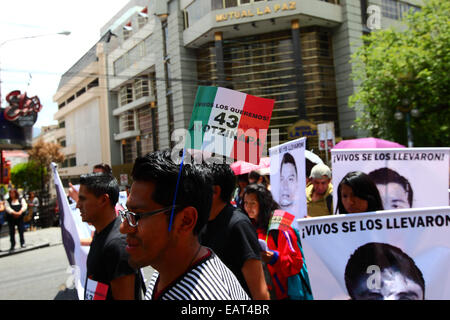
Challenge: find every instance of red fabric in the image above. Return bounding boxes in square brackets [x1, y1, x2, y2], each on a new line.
[257, 228, 303, 299]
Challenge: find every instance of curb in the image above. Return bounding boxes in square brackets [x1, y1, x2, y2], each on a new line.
[0, 242, 51, 258]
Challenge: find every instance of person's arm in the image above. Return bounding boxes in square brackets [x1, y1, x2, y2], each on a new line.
[267, 229, 303, 278]
[68, 183, 79, 203]
[110, 273, 136, 300]
[241, 258, 270, 300]
[4, 200, 14, 214]
[20, 198, 28, 214]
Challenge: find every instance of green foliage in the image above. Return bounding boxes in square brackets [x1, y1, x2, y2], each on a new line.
[10, 161, 46, 192]
[349, 0, 450, 146]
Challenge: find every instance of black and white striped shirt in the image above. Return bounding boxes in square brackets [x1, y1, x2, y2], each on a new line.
[145, 250, 250, 300]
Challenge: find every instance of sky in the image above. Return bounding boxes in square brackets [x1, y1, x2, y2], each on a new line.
[0, 0, 130, 129]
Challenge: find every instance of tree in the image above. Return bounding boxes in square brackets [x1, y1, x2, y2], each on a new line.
[10, 160, 45, 192]
[27, 139, 64, 224]
[349, 0, 449, 147]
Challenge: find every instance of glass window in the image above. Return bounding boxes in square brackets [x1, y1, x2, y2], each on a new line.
[134, 76, 150, 99]
[196, 28, 338, 148]
[119, 84, 133, 106]
[224, 0, 238, 8]
[120, 111, 135, 132]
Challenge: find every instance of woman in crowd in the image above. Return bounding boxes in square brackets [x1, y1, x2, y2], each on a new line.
[335, 171, 384, 214]
[4, 189, 28, 251]
[0, 195, 5, 236]
[26, 191, 40, 231]
[241, 183, 303, 299]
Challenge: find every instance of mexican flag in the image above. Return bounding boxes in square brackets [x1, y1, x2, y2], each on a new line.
[186, 86, 274, 164]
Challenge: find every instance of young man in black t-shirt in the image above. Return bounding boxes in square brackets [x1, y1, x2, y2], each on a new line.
[200, 163, 270, 300]
[77, 173, 141, 300]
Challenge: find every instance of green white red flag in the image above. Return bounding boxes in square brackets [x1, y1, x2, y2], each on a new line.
[186, 86, 274, 164]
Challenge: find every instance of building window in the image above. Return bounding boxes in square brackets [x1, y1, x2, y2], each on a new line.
[119, 84, 133, 106]
[69, 156, 77, 167]
[76, 87, 86, 97]
[114, 56, 126, 75]
[138, 15, 148, 29]
[58, 138, 66, 147]
[120, 111, 135, 132]
[197, 28, 338, 147]
[88, 78, 99, 89]
[134, 76, 150, 100]
[123, 28, 132, 41]
[382, 0, 420, 20]
[59, 121, 65, 129]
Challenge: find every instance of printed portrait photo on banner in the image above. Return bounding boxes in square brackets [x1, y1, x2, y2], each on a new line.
[279, 152, 299, 215]
[344, 242, 425, 300]
[368, 167, 413, 210]
[330, 148, 450, 212]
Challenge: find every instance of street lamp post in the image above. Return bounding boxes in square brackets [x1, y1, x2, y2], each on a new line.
[394, 98, 420, 148]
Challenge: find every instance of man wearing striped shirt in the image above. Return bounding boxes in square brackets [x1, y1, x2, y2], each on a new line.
[120, 149, 249, 300]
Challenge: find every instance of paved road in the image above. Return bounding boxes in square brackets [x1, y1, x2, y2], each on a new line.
[0, 226, 154, 300]
[0, 244, 69, 300]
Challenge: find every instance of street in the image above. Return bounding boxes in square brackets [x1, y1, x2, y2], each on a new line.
[0, 244, 68, 299]
[0, 239, 155, 300]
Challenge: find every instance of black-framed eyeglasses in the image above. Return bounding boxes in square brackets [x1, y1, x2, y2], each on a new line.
[119, 205, 178, 227]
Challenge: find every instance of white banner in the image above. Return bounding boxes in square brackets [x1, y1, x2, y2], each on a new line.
[296, 207, 450, 299]
[52, 163, 89, 300]
[269, 137, 307, 220]
[331, 148, 450, 212]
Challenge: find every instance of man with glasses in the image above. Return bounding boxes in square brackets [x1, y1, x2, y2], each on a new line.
[77, 173, 142, 300]
[119, 149, 249, 300]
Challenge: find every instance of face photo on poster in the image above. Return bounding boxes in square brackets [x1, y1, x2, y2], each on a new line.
[296, 207, 450, 300]
[344, 242, 425, 300]
[331, 148, 450, 212]
[269, 137, 307, 220]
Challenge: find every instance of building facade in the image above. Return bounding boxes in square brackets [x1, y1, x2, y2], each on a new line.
[53, 0, 422, 181]
[53, 38, 111, 186]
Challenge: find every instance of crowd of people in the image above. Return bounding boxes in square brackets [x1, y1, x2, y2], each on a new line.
[0, 189, 41, 251]
[71, 146, 395, 301]
[1, 147, 400, 300]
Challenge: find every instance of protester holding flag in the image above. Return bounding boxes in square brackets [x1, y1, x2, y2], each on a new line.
[335, 171, 384, 214]
[242, 183, 303, 299]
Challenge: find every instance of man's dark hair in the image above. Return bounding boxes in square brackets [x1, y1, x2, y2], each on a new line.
[368, 167, 413, 207]
[345, 242, 425, 299]
[79, 173, 119, 207]
[280, 152, 298, 177]
[336, 171, 384, 214]
[248, 170, 261, 182]
[93, 163, 112, 174]
[209, 163, 236, 203]
[131, 149, 213, 235]
[242, 183, 279, 230]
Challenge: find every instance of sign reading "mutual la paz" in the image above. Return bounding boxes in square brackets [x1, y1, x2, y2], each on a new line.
[186, 86, 274, 164]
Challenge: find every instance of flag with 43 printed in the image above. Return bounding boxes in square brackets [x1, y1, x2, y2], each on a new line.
[186, 86, 274, 164]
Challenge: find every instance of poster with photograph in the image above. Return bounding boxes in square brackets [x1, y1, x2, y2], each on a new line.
[269, 137, 307, 220]
[296, 206, 450, 299]
[331, 148, 450, 212]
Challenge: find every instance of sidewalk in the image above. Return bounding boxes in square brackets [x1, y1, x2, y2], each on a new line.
[0, 225, 62, 258]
